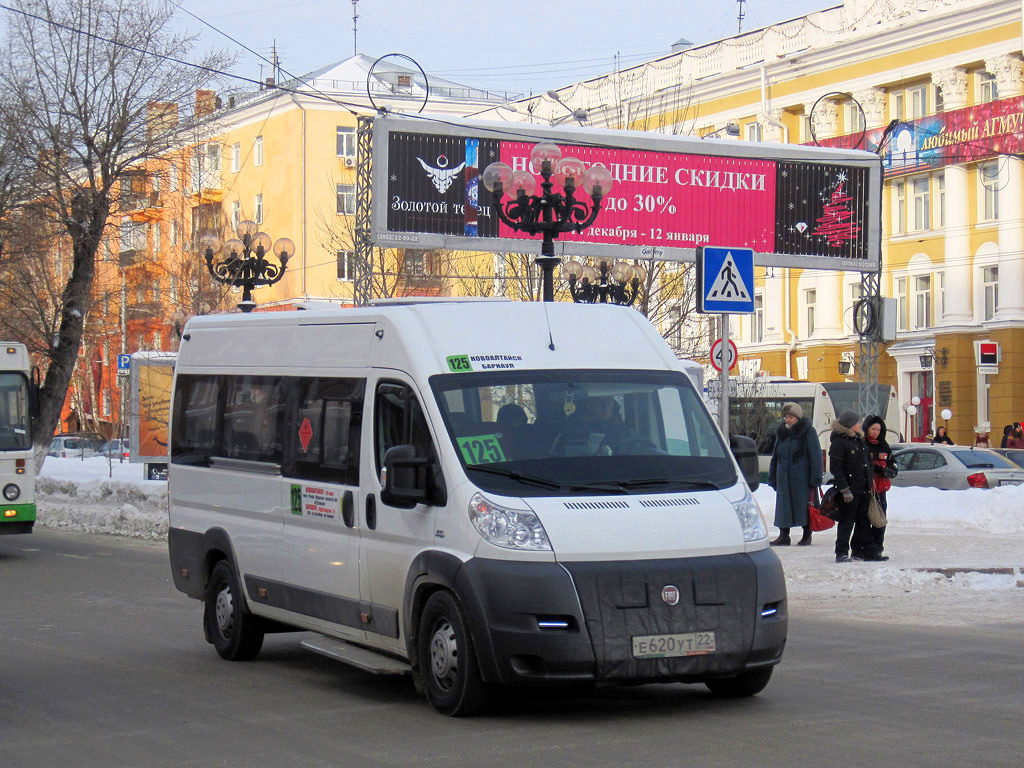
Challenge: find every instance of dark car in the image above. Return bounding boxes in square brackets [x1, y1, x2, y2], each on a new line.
[993, 448, 1024, 470]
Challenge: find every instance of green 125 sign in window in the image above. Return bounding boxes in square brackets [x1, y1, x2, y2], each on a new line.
[457, 434, 506, 465]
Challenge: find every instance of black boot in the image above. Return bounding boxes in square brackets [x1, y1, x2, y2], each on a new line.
[770, 528, 791, 546]
[797, 527, 813, 546]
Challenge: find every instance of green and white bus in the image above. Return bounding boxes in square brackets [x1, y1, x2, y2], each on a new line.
[1, 343, 37, 535]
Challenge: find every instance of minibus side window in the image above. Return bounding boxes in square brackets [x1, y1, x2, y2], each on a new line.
[290, 378, 364, 485]
[375, 382, 435, 470]
[222, 376, 287, 464]
[172, 374, 222, 465]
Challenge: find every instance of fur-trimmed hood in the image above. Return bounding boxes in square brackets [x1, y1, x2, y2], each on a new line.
[862, 414, 888, 442]
[775, 415, 812, 440]
[830, 420, 863, 440]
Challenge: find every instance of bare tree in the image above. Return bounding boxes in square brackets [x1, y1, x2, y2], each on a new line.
[0, 0, 229, 467]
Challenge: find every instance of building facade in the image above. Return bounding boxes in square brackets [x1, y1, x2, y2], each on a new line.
[476, 0, 1024, 444]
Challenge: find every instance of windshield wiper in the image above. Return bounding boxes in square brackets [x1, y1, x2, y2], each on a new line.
[568, 478, 700, 494]
[465, 464, 564, 490]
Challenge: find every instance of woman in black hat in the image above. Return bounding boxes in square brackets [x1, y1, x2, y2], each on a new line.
[829, 410, 887, 563]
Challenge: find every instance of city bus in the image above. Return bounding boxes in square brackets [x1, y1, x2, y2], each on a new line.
[728, 379, 901, 482]
[1, 343, 38, 535]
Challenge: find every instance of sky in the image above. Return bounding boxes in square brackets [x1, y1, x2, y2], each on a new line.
[174, 0, 838, 98]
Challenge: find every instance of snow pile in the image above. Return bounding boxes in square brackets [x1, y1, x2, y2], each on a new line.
[36, 457, 167, 539]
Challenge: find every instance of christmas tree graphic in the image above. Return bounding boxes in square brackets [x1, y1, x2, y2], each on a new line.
[813, 173, 861, 247]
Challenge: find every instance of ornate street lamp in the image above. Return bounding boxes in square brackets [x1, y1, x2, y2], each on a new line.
[482, 143, 613, 302]
[200, 220, 295, 313]
[561, 259, 646, 305]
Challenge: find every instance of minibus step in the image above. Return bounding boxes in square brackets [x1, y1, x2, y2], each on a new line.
[301, 636, 411, 675]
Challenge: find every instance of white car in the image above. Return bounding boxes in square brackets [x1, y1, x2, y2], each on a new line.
[48, 436, 96, 458]
[98, 438, 130, 459]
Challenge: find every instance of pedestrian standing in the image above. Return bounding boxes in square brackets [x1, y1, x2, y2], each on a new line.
[768, 402, 824, 546]
[930, 426, 954, 445]
[1000, 424, 1014, 448]
[975, 428, 992, 448]
[1005, 424, 1024, 449]
[829, 410, 888, 563]
[864, 415, 897, 558]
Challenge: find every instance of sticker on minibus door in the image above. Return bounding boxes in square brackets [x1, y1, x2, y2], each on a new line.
[290, 484, 341, 520]
[457, 435, 506, 465]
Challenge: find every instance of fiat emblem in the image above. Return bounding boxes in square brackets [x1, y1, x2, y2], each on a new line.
[662, 585, 680, 605]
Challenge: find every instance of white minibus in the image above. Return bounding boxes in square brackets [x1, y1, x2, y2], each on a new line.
[167, 300, 786, 715]
[1, 343, 37, 535]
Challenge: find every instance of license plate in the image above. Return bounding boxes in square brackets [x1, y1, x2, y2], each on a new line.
[632, 631, 716, 658]
[999, 479, 1023, 487]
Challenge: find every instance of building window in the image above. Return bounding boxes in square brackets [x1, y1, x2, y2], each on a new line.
[170, 275, 179, 304]
[404, 250, 427, 276]
[189, 143, 221, 192]
[913, 274, 931, 329]
[936, 174, 945, 228]
[137, 333, 145, 351]
[805, 289, 816, 336]
[980, 161, 999, 221]
[908, 85, 927, 118]
[153, 330, 162, 351]
[103, 291, 110, 316]
[152, 221, 161, 255]
[153, 280, 162, 303]
[337, 126, 356, 157]
[337, 250, 355, 281]
[231, 143, 240, 173]
[170, 218, 178, 246]
[336, 183, 355, 215]
[136, 286, 146, 304]
[752, 294, 764, 343]
[102, 391, 111, 418]
[893, 180, 906, 235]
[911, 177, 930, 231]
[232, 200, 241, 231]
[254, 193, 263, 225]
[668, 305, 683, 351]
[846, 101, 865, 134]
[891, 91, 905, 121]
[979, 71, 998, 103]
[800, 114, 812, 142]
[169, 163, 178, 191]
[896, 276, 908, 331]
[937, 271, 945, 319]
[983, 266, 998, 321]
[744, 122, 762, 142]
[846, 282, 863, 334]
[254, 135, 263, 167]
[120, 218, 147, 253]
[934, 84, 944, 113]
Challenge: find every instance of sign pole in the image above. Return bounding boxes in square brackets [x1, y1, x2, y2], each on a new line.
[719, 313, 730, 440]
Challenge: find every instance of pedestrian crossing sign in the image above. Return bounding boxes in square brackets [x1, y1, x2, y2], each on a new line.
[697, 246, 755, 314]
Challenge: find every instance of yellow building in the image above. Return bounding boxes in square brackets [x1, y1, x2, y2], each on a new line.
[476, 0, 1024, 444]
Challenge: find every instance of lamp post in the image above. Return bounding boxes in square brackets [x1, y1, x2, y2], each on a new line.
[200, 220, 295, 313]
[562, 259, 646, 305]
[482, 144, 613, 303]
[702, 123, 740, 139]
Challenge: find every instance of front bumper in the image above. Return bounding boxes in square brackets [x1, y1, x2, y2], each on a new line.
[457, 548, 786, 685]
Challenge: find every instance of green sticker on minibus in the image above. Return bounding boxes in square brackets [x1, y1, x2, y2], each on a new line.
[290, 484, 302, 515]
[457, 435, 506, 465]
[446, 354, 472, 372]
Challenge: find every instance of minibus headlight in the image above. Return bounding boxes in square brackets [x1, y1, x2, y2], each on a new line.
[733, 492, 767, 542]
[468, 493, 551, 551]
[3, 483, 20, 502]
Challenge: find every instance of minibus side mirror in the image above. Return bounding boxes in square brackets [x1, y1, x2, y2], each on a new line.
[381, 444, 431, 508]
[729, 434, 760, 491]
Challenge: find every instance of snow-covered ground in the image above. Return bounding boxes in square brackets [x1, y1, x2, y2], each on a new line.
[30, 457, 1024, 626]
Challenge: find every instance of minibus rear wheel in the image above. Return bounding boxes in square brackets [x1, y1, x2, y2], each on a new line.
[705, 666, 773, 697]
[418, 590, 488, 716]
[204, 560, 265, 661]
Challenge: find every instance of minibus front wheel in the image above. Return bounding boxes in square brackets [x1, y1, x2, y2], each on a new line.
[204, 560, 265, 661]
[418, 590, 488, 716]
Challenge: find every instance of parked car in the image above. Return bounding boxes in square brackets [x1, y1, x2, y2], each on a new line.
[48, 436, 96, 458]
[993, 448, 1024, 470]
[98, 438, 130, 459]
[64, 431, 107, 451]
[891, 445, 1024, 490]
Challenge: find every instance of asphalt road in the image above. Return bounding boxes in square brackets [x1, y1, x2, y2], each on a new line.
[2, 528, 1021, 768]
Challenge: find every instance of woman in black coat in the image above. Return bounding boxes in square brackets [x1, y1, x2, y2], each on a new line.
[930, 426, 954, 445]
[863, 415, 897, 557]
[829, 410, 888, 563]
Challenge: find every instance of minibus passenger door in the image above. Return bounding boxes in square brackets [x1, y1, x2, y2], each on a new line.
[279, 377, 366, 642]
[362, 378, 443, 653]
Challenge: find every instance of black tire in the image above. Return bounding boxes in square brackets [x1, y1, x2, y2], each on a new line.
[705, 666, 774, 697]
[204, 560, 264, 661]
[418, 591, 488, 716]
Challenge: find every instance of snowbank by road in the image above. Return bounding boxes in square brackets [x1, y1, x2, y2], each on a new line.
[29, 457, 1024, 626]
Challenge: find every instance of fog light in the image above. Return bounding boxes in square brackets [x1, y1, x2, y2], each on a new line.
[4, 509, 16, 518]
[2, 483, 19, 501]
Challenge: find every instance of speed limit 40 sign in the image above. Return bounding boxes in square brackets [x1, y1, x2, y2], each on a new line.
[710, 337, 738, 372]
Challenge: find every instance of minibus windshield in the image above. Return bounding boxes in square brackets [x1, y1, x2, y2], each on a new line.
[431, 369, 735, 497]
[0, 373, 31, 451]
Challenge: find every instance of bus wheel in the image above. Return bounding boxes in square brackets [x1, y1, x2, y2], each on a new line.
[705, 666, 773, 697]
[418, 591, 487, 717]
[204, 560, 264, 661]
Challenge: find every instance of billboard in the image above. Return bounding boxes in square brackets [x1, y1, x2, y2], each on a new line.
[372, 115, 881, 271]
[812, 95, 1023, 178]
[129, 352, 175, 465]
